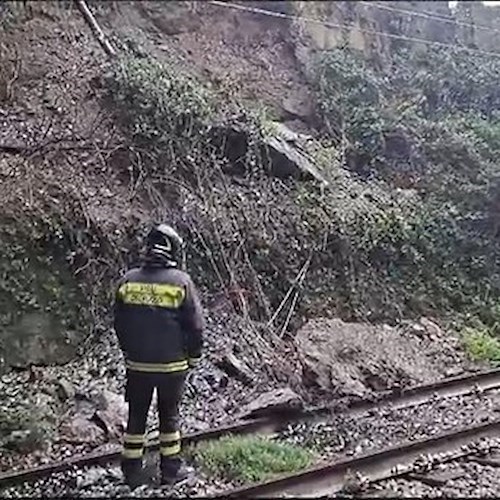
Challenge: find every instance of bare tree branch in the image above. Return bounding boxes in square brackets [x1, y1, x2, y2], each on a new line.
[75, 0, 116, 58]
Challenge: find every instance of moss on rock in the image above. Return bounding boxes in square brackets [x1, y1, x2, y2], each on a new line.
[0, 219, 87, 371]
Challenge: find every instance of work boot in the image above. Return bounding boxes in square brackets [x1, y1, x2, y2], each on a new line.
[160, 456, 191, 485]
[121, 458, 148, 489]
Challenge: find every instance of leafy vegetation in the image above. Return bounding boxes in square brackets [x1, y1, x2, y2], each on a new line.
[103, 45, 500, 334]
[313, 47, 500, 327]
[0, 214, 90, 373]
[190, 435, 313, 484]
[462, 325, 500, 366]
[109, 56, 215, 145]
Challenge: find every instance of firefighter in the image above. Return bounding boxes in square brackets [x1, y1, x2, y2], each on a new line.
[113, 224, 204, 488]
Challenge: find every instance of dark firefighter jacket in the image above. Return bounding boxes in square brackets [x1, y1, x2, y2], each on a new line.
[113, 265, 204, 374]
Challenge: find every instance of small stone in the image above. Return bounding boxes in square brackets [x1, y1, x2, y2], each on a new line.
[56, 379, 74, 401]
[93, 390, 128, 440]
[238, 388, 304, 419]
[215, 352, 253, 386]
[58, 416, 105, 445]
[76, 467, 106, 488]
[7, 429, 32, 443]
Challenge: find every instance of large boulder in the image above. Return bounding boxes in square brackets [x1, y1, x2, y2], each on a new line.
[295, 318, 458, 399]
[262, 123, 328, 184]
[1, 312, 81, 370]
[58, 389, 128, 445]
[0, 247, 85, 371]
[209, 119, 328, 184]
[0, 209, 87, 372]
[280, 91, 315, 123]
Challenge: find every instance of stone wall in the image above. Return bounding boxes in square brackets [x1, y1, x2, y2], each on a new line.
[289, 1, 499, 78]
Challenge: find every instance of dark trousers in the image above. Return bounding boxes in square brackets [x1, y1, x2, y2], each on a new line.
[122, 370, 186, 467]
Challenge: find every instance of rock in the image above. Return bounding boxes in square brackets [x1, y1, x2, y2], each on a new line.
[215, 352, 253, 386]
[56, 379, 75, 401]
[209, 119, 327, 184]
[281, 119, 312, 136]
[208, 119, 249, 175]
[76, 467, 107, 488]
[2, 312, 82, 369]
[183, 417, 211, 432]
[420, 318, 444, 339]
[408, 318, 444, 341]
[444, 367, 464, 378]
[409, 323, 427, 339]
[281, 92, 314, 121]
[238, 388, 303, 418]
[272, 122, 313, 143]
[4, 430, 32, 448]
[262, 123, 328, 184]
[295, 318, 448, 398]
[202, 370, 229, 390]
[93, 390, 128, 440]
[58, 390, 126, 444]
[74, 394, 98, 419]
[137, 2, 201, 35]
[58, 415, 105, 445]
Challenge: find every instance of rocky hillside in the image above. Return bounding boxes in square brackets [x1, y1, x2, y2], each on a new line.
[1, 0, 500, 471]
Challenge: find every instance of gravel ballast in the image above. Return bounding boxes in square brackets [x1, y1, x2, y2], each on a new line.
[279, 390, 500, 460]
[368, 449, 500, 498]
[3, 390, 500, 497]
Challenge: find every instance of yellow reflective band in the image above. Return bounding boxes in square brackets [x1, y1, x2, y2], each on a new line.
[160, 443, 182, 456]
[126, 360, 189, 373]
[124, 434, 145, 444]
[188, 358, 201, 368]
[160, 431, 181, 442]
[118, 282, 186, 308]
[122, 448, 144, 459]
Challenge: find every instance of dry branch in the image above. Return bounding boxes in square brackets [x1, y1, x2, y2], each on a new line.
[75, 0, 116, 58]
[278, 254, 312, 338]
[267, 254, 312, 328]
[0, 42, 21, 103]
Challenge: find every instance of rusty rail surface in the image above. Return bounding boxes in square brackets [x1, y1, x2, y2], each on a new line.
[1, 368, 500, 489]
[221, 419, 500, 498]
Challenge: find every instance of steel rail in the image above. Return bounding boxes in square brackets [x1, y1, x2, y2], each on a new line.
[346, 367, 500, 414]
[1, 368, 500, 489]
[0, 417, 282, 488]
[221, 419, 500, 498]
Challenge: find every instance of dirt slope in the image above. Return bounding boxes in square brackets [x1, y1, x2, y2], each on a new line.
[94, 1, 314, 122]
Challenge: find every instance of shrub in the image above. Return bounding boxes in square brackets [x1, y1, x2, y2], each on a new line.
[106, 55, 217, 181]
[462, 326, 500, 366]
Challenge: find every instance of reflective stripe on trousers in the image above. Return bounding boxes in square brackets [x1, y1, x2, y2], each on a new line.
[122, 433, 145, 459]
[126, 359, 189, 373]
[160, 430, 182, 457]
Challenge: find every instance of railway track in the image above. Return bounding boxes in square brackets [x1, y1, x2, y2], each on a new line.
[222, 419, 500, 498]
[1, 367, 500, 494]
